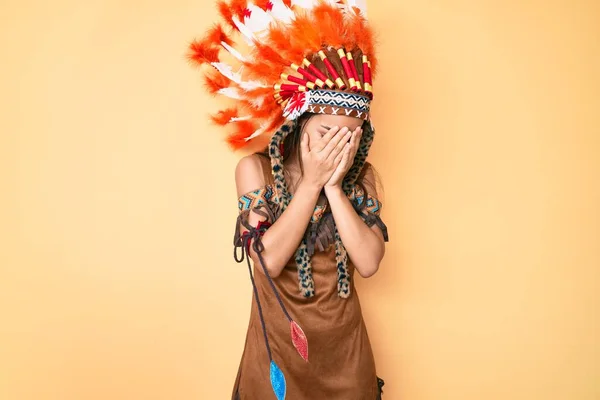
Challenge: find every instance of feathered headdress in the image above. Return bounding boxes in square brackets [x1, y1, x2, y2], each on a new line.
[188, 0, 377, 150]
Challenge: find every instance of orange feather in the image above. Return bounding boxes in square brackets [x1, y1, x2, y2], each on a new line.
[289, 13, 320, 54]
[254, 0, 272, 11]
[226, 119, 259, 150]
[267, 22, 303, 61]
[205, 24, 233, 46]
[241, 100, 278, 119]
[203, 71, 231, 95]
[264, 114, 286, 134]
[210, 108, 240, 125]
[346, 14, 378, 75]
[252, 41, 288, 67]
[217, 1, 236, 30]
[229, 0, 247, 19]
[187, 39, 220, 66]
[243, 60, 280, 82]
[313, 3, 345, 48]
[245, 86, 274, 98]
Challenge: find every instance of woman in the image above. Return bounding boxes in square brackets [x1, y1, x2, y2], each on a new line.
[188, 1, 388, 398]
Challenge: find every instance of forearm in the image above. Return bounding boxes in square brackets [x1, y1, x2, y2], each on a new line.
[324, 185, 385, 277]
[250, 181, 322, 277]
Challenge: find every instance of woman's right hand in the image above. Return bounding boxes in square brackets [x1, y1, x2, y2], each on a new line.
[300, 126, 352, 189]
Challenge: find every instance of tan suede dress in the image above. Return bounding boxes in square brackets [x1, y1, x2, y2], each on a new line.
[232, 158, 386, 400]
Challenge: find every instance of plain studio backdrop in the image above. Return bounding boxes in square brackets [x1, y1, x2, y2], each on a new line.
[1, 0, 599, 399]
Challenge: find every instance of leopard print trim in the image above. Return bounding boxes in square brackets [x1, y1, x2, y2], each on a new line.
[269, 121, 316, 297]
[334, 227, 351, 298]
[269, 121, 295, 208]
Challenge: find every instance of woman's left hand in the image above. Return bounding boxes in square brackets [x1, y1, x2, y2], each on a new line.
[324, 126, 363, 189]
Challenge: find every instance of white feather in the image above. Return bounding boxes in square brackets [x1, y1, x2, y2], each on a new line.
[212, 62, 268, 91]
[244, 4, 273, 34]
[221, 41, 246, 62]
[291, 0, 317, 10]
[268, 0, 294, 23]
[229, 115, 252, 122]
[217, 87, 243, 99]
[239, 80, 268, 90]
[232, 17, 256, 45]
[211, 62, 242, 83]
[251, 96, 268, 108]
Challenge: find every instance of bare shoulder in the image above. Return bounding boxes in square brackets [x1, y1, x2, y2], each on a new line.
[235, 153, 268, 197]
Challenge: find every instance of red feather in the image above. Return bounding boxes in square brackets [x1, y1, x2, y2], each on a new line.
[282, 0, 291, 8]
[210, 108, 240, 125]
[187, 40, 220, 66]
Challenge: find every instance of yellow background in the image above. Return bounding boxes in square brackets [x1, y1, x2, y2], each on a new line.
[1, 0, 599, 399]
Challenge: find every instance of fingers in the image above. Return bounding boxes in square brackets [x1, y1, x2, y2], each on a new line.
[341, 144, 351, 171]
[300, 131, 310, 157]
[334, 142, 350, 167]
[310, 126, 340, 153]
[348, 126, 363, 157]
[322, 127, 352, 159]
[328, 143, 351, 186]
[325, 128, 352, 160]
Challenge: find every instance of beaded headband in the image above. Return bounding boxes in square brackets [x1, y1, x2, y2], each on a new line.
[282, 89, 371, 120]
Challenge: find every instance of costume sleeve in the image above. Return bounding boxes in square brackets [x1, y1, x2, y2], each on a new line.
[234, 185, 280, 246]
[349, 185, 389, 242]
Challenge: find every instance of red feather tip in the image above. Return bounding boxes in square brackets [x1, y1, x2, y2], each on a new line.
[282, 0, 292, 8]
[229, 0, 248, 19]
[187, 40, 220, 66]
[206, 24, 233, 46]
[210, 108, 239, 125]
